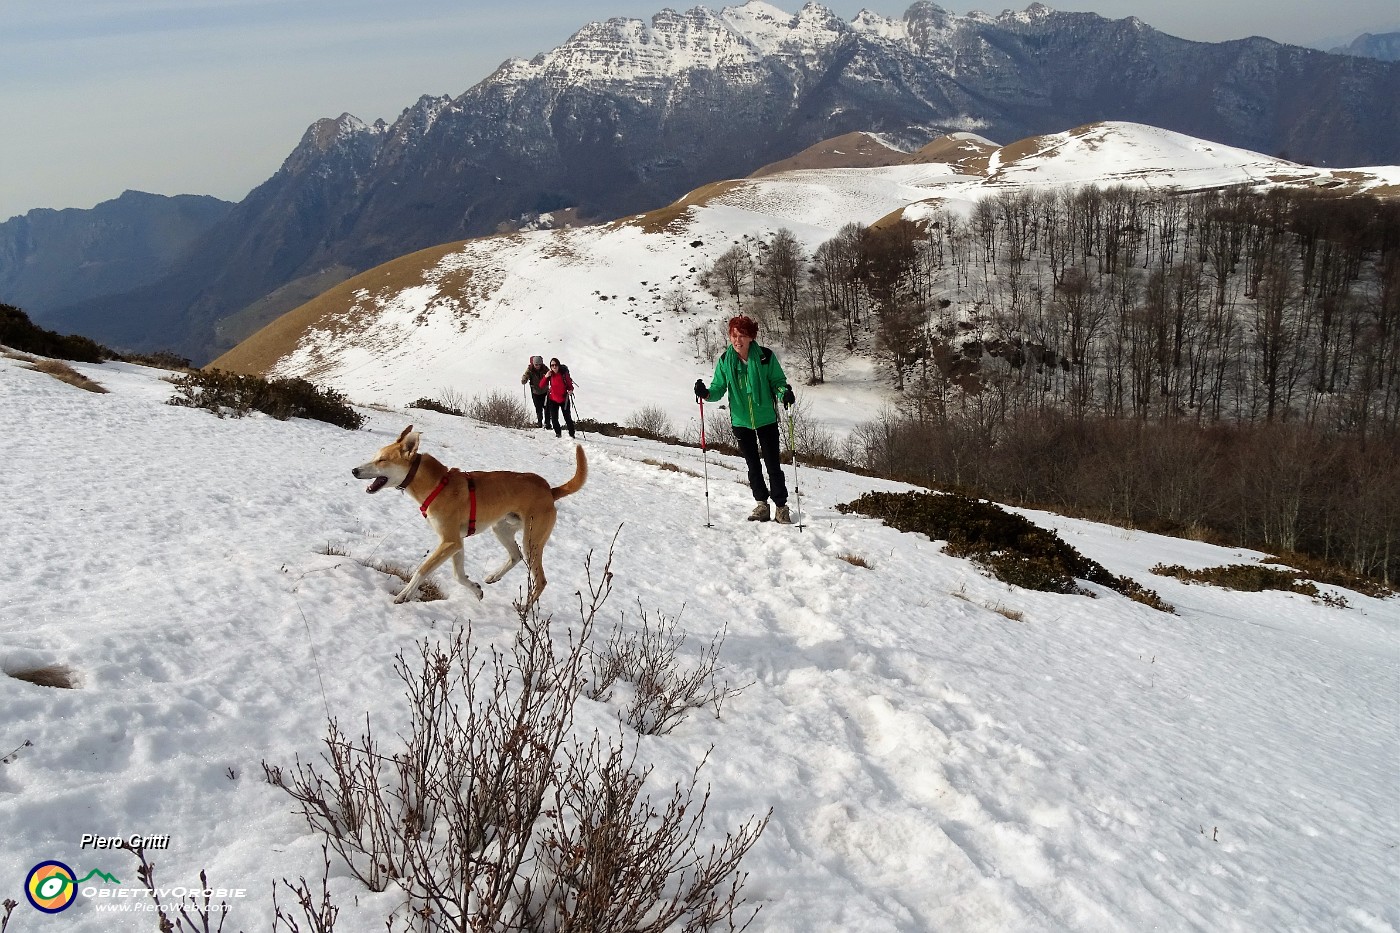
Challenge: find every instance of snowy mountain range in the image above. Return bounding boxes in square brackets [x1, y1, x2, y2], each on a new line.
[208, 120, 1400, 437]
[22, 0, 1400, 364]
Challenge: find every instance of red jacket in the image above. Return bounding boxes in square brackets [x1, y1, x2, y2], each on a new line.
[539, 371, 574, 403]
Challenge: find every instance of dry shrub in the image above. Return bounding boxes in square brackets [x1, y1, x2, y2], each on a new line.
[627, 404, 675, 438]
[642, 458, 701, 478]
[26, 359, 107, 393]
[264, 547, 767, 932]
[691, 409, 738, 452]
[124, 843, 337, 933]
[467, 389, 535, 429]
[836, 552, 871, 569]
[951, 587, 1026, 622]
[587, 604, 748, 736]
[319, 542, 444, 601]
[784, 396, 838, 462]
[363, 558, 445, 602]
[6, 664, 78, 689]
[689, 322, 726, 364]
[987, 602, 1024, 622]
[542, 738, 769, 932]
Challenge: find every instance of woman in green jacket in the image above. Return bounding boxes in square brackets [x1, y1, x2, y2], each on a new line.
[694, 314, 795, 523]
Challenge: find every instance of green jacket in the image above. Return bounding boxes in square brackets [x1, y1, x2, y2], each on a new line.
[704, 343, 790, 429]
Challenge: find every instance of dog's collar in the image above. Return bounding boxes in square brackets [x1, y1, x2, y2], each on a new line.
[397, 453, 422, 491]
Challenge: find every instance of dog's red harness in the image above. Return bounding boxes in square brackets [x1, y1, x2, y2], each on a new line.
[419, 469, 477, 536]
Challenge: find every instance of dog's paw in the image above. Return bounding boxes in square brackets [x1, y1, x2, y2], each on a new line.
[466, 582, 484, 601]
[393, 589, 413, 604]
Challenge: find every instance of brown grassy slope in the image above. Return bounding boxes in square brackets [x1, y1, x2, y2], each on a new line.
[747, 131, 914, 178]
[749, 131, 999, 180]
[905, 134, 999, 175]
[208, 240, 468, 377]
[617, 179, 748, 235]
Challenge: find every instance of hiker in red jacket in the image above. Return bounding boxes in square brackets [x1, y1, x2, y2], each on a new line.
[539, 358, 576, 438]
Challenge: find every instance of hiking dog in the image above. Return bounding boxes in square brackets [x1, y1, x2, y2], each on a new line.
[352, 425, 587, 605]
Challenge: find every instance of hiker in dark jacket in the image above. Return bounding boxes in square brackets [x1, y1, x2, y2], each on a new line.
[694, 314, 795, 523]
[539, 358, 576, 439]
[521, 355, 549, 427]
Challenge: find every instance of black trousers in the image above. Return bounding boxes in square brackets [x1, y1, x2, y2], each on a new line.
[545, 398, 575, 437]
[734, 421, 787, 506]
[530, 392, 547, 425]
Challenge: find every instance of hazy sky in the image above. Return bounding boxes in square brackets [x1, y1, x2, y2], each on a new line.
[2, 0, 1396, 222]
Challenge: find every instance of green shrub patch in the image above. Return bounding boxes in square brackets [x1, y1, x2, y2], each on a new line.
[1, 303, 112, 363]
[836, 491, 1173, 611]
[168, 369, 365, 430]
[1151, 563, 1320, 596]
[1263, 552, 1392, 599]
[408, 397, 464, 417]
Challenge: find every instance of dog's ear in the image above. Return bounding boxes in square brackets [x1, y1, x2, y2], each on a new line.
[395, 424, 414, 443]
[400, 430, 421, 457]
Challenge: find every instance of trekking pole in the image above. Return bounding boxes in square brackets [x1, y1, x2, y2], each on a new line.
[568, 390, 584, 439]
[785, 406, 805, 531]
[698, 397, 713, 528]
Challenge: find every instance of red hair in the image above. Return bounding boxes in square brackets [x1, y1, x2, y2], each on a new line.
[727, 315, 758, 338]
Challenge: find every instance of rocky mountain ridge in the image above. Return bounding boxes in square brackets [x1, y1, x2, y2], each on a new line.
[1330, 31, 1400, 61]
[28, 1, 1400, 362]
[0, 191, 232, 321]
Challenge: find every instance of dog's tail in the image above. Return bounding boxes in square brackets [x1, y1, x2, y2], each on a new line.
[552, 445, 588, 501]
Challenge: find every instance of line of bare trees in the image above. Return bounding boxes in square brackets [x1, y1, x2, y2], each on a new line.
[701, 185, 1400, 582]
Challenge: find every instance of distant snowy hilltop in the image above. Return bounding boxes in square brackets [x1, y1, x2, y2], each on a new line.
[208, 120, 1400, 436]
[8, 0, 1398, 363]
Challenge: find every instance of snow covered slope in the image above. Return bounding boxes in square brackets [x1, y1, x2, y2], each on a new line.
[210, 121, 1398, 437]
[1, 353, 1396, 931]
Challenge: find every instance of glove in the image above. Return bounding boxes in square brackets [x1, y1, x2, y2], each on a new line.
[781, 387, 795, 408]
[694, 379, 708, 400]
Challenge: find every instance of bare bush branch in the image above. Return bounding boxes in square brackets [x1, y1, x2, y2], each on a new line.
[264, 541, 767, 932]
[271, 845, 339, 933]
[541, 739, 770, 933]
[589, 604, 750, 736]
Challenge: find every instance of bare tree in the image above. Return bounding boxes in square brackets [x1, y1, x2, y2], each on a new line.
[790, 282, 837, 383]
[754, 228, 804, 330]
[707, 243, 752, 311]
[812, 222, 866, 348]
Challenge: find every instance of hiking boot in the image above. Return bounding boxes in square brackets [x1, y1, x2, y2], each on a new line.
[747, 502, 771, 522]
[774, 504, 792, 524]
